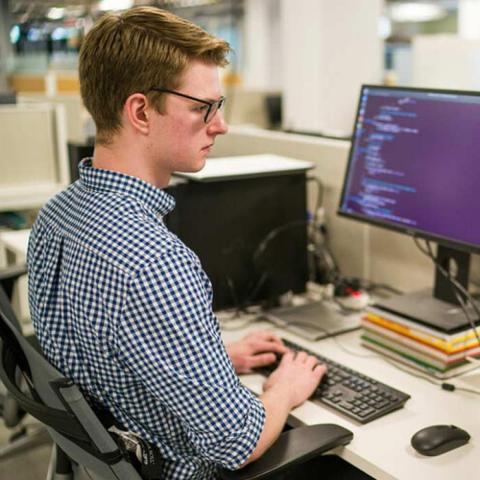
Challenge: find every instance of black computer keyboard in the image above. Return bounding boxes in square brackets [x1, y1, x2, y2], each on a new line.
[257, 338, 410, 424]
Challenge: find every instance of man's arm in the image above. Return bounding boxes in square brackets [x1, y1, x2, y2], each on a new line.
[120, 251, 268, 470]
[241, 351, 327, 466]
[225, 331, 328, 467]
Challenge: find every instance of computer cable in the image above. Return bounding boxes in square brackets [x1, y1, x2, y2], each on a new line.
[251, 175, 335, 292]
[306, 175, 324, 231]
[422, 239, 480, 321]
[306, 176, 341, 285]
[413, 236, 480, 347]
[224, 273, 269, 318]
[414, 237, 480, 376]
[378, 355, 480, 396]
[239, 219, 308, 310]
[324, 327, 378, 359]
[439, 382, 480, 396]
[252, 220, 307, 267]
[326, 323, 480, 395]
[225, 276, 240, 311]
[244, 272, 269, 306]
[323, 320, 480, 396]
[414, 237, 479, 318]
[224, 217, 310, 313]
[361, 281, 403, 296]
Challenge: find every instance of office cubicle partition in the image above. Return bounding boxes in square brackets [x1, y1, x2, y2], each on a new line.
[0, 103, 69, 212]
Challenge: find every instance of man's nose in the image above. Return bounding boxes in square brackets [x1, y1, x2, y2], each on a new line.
[208, 110, 228, 135]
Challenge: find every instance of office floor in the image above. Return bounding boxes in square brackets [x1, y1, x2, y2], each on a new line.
[0, 418, 52, 479]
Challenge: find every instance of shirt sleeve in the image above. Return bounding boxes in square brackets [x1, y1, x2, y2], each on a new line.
[116, 245, 265, 469]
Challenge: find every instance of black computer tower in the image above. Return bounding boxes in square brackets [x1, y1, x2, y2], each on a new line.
[165, 172, 309, 311]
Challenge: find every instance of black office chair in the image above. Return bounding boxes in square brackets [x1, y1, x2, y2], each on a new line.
[0, 265, 51, 460]
[219, 423, 354, 480]
[0, 277, 353, 479]
[0, 283, 142, 479]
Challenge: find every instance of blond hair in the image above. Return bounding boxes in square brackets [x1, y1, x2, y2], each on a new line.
[79, 7, 230, 144]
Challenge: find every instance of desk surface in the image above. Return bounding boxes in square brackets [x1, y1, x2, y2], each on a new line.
[222, 320, 480, 480]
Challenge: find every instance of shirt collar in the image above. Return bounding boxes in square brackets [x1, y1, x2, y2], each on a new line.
[78, 158, 175, 216]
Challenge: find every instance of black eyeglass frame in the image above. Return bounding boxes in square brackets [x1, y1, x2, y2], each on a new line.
[148, 88, 225, 124]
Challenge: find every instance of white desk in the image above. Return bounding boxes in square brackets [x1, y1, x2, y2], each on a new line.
[222, 320, 479, 480]
[5, 228, 478, 477]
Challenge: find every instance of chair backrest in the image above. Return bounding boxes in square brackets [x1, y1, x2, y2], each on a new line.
[0, 265, 27, 325]
[0, 285, 141, 480]
[0, 267, 27, 428]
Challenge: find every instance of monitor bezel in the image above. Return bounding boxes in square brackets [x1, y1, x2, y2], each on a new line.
[337, 83, 480, 256]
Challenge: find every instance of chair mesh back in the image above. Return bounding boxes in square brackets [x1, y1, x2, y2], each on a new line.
[0, 284, 141, 479]
[0, 307, 123, 466]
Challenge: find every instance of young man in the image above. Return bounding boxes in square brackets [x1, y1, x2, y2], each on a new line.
[27, 7, 326, 479]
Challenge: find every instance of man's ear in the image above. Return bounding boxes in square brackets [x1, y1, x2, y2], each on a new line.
[124, 93, 151, 135]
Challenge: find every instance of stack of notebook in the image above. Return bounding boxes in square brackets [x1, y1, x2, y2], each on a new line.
[361, 297, 480, 379]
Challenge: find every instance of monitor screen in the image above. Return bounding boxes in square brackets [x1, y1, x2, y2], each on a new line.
[338, 85, 480, 254]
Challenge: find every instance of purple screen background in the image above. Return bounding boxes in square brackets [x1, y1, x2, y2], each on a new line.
[341, 89, 480, 248]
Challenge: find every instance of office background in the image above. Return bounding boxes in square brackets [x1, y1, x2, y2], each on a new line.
[1, 1, 480, 479]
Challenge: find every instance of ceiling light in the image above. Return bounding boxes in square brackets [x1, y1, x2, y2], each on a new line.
[52, 27, 67, 41]
[10, 25, 20, 44]
[389, 2, 447, 23]
[378, 15, 392, 39]
[47, 7, 65, 20]
[98, 0, 134, 11]
[27, 28, 43, 42]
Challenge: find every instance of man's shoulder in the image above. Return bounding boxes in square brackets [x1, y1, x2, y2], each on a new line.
[32, 182, 189, 276]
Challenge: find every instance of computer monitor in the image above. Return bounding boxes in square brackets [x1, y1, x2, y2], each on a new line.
[338, 85, 480, 325]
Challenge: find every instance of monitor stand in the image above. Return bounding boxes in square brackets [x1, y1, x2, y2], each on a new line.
[434, 245, 471, 306]
[375, 245, 479, 334]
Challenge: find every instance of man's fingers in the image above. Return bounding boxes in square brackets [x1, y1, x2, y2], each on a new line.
[305, 355, 318, 369]
[249, 332, 288, 351]
[253, 339, 289, 355]
[248, 353, 277, 369]
[295, 351, 308, 363]
[279, 351, 294, 365]
[314, 363, 327, 378]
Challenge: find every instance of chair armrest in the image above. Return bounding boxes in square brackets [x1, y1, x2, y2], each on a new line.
[218, 423, 353, 480]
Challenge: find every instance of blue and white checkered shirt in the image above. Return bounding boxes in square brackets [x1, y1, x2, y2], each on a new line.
[27, 158, 265, 479]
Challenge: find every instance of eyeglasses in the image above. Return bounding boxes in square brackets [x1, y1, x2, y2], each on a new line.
[148, 88, 226, 124]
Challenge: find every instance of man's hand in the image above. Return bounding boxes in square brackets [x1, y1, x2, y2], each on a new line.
[226, 331, 289, 374]
[241, 349, 327, 467]
[263, 351, 327, 409]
